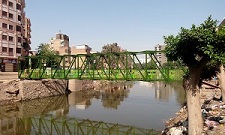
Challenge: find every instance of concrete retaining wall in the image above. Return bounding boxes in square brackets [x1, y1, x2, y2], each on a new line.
[0, 79, 68, 104]
[20, 79, 68, 100]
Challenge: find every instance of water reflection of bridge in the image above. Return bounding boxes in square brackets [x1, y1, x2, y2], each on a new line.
[0, 115, 158, 135]
[0, 93, 159, 135]
[15, 115, 158, 135]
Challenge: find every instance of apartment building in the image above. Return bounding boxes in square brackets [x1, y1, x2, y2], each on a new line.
[0, 0, 31, 71]
[71, 44, 92, 55]
[71, 44, 92, 69]
[50, 33, 70, 55]
[154, 44, 167, 66]
[50, 33, 92, 68]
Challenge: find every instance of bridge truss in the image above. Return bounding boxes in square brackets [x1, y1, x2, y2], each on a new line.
[18, 50, 184, 81]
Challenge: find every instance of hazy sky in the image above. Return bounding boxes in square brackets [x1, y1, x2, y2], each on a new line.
[25, 0, 225, 52]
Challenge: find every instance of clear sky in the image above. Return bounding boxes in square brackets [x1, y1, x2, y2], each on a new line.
[25, 0, 225, 52]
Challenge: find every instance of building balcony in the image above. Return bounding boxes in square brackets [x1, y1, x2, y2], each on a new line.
[9, 52, 13, 56]
[0, 52, 14, 56]
[16, 53, 21, 57]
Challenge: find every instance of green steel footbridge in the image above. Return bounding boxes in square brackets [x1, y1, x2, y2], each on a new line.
[18, 50, 184, 81]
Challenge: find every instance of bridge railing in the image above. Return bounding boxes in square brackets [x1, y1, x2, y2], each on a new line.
[18, 51, 185, 81]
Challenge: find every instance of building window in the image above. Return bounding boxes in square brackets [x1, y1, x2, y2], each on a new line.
[2, 35, 7, 40]
[2, 0, 7, 5]
[2, 11, 7, 17]
[9, 25, 13, 30]
[9, 36, 13, 42]
[16, 48, 21, 53]
[8, 1, 13, 7]
[2, 47, 7, 52]
[16, 25, 21, 32]
[2, 23, 7, 28]
[18, 15, 21, 21]
[18, 37, 21, 43]
[9, 48, 13, 55]
[9, 48, 13, 52]
[9, 13, 13, 19]
[16, 4, 21, 10]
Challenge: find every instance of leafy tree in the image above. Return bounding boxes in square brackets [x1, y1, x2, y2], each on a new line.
[162, 61, 180, 69]
[96, 43, 132, 69]
[37, 43, 56, 56]
[164, 16, 225, 134]
[36, 43, 58, 67]
[147, 59, 157, 69]
[101, 43, 122, 53]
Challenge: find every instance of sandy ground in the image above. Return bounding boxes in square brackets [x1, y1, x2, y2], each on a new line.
[0, 72, 18, 82]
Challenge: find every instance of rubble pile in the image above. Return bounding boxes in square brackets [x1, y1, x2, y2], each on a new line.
[162, 106, 188, 135]
[202, 98, 225, 134]
[162, 88, 225, 135]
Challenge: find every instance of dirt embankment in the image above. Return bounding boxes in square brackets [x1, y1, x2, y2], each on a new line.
[0, 72, 18, 104]
[0, 72, 18, 82]
[0, 72, 67, 105]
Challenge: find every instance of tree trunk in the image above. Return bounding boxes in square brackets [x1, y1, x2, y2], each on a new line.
[183, 70, 203, 135]
[218, 65, 225, 102]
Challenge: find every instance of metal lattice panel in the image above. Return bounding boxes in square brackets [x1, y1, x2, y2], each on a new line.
[18, 51, 185, 81]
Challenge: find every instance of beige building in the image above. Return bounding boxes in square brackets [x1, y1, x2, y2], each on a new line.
[154, 44, 167, 66]
[71, 44, 91, 55]
[71, 44, 92, 69]
[0, 0, 31, 71]
[50, 33, 70, 55]
[50, 33, 92, 55]
[50, 33, 92, 68]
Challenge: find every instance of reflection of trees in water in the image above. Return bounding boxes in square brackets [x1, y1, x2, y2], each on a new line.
[101, 82, 133, 109]
[72, 81, 134, 110]
[72, 90, 101, 109]
[101, 89, 129, 109]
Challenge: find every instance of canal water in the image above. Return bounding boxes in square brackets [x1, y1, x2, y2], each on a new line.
[0, 81, 185, 134]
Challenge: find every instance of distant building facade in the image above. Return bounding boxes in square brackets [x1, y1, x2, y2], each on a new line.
[71, 44, 92, 68]
[154, 44, 167, 66]
[70, 44, 92, 55]
[0, 0, 31, 71]
[50, 33, 70, 55]
[49, 33, 92, 68]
